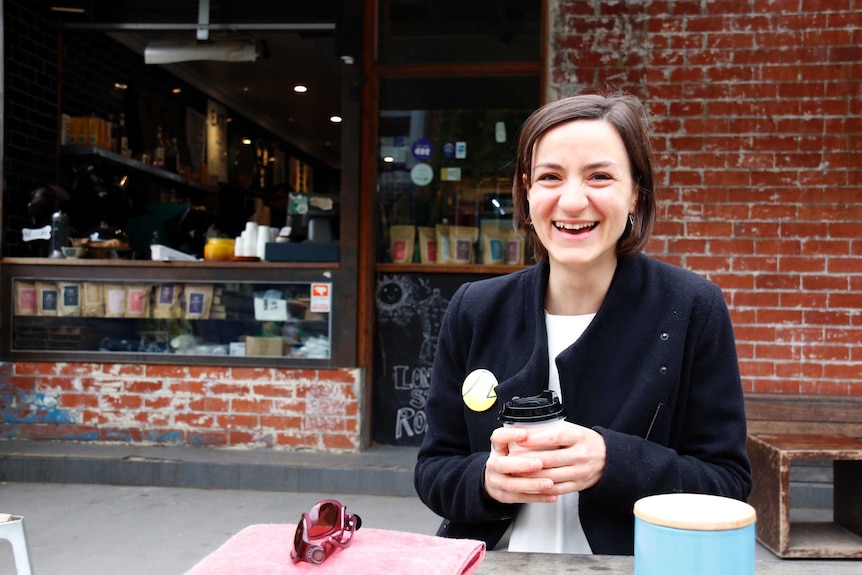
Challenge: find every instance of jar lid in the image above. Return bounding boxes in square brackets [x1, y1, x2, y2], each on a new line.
[498, 390, 565, 423]
[634, 493, 756, 531]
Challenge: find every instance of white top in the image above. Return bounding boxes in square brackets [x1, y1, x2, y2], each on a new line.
[506, 312, 596, 554]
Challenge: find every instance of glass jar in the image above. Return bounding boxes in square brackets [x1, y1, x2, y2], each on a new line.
[204, 238, 235, 261]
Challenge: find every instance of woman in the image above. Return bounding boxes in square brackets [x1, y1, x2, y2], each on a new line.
[414, 92, 751, 555]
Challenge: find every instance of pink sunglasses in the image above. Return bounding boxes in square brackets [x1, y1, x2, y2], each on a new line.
[291, 499, 362, 564]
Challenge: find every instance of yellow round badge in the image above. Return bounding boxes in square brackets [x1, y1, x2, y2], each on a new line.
[461, 369, 499, 412]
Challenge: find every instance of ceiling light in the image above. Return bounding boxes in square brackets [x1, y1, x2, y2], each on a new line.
[330, 115, 343, 123]
[113, 83, 128, 90]
[293, 85, 308, 93]
[50, 1, 92, 15]
[242, 138, 252, 145]
[172, 88, 182, 94]
[383, 156, 394, 163]
[144, 40, 259, 64]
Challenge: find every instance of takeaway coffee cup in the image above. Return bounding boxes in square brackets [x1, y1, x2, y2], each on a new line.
[498, 390, 566, 453]
[634, 493, 756, 575]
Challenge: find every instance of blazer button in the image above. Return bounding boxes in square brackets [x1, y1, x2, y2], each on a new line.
[660, 366, 668, 374]
[660, 332, 669, 340]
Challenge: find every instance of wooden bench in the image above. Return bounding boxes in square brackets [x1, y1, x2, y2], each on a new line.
[746, 396, 862, 558]
[745, 394, 862, 438]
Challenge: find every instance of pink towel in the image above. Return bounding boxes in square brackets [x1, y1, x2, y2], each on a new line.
[185, 524, 485, 575]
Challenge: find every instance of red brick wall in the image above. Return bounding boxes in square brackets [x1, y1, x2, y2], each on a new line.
[0, 362, 363, 451]
[548, 0, 862, 395]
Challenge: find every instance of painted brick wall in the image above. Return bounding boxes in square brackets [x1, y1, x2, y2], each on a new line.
[548, 0, 862, 395]
[0, 361, 363, 451]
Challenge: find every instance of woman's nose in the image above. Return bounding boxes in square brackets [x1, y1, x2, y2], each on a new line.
[558, 180, 589, 211]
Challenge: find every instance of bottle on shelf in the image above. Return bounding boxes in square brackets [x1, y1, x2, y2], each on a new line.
[165, 134, 180, 174]
[153, 125, 165, 168]
[117, 113, 131, 157]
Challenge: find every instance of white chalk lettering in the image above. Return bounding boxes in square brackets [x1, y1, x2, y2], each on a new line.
[393, 365, 432, 390]
[395, 406, 427, 439]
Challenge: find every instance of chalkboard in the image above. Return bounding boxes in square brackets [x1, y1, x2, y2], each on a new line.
[372, 272, 497, 446]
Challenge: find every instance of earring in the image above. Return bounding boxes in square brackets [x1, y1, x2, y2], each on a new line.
[621, 214, 634, 240]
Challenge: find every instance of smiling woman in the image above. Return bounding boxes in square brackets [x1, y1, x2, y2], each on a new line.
[415, 91, 752, 557]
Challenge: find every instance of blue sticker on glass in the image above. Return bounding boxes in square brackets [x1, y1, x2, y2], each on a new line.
[442, 142, 456, 159]
[412, 138, 433, 161]
[455, 141, 467, 159]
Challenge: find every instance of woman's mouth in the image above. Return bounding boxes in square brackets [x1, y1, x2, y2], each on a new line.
[554, 221, 598, 235]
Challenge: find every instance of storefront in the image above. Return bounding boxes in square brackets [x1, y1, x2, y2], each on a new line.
[0, 0, 545, 450]
[2, 0, 860, 453]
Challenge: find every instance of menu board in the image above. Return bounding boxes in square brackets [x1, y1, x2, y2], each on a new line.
[371, 272, 496, 446]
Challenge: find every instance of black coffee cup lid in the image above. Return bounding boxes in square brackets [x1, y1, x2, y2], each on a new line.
[498, 390, 565, 423]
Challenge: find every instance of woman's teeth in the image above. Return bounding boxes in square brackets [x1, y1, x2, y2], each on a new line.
[554, 221, 597, 233]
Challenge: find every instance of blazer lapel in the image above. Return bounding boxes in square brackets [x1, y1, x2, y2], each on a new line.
[492, 260, 551, 404]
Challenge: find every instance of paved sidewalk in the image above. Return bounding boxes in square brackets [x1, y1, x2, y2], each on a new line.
[1, 482, 844, 575]
[0, 440, 855, 574]
[1, 482, 444, 575]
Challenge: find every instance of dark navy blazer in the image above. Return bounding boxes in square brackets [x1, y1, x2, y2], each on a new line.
[414, 254, 752, 555]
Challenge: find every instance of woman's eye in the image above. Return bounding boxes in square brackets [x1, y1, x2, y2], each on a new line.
[536, 172, 561, 182]
[591, 172, 613, 181]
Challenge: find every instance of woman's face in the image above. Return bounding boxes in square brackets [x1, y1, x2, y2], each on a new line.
[527, 119, 638, 272]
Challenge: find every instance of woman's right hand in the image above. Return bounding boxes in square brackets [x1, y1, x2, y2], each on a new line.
[485, 426, 558, 504]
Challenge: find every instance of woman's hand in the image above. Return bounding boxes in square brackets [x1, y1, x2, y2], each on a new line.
[484, 422, 607, 504]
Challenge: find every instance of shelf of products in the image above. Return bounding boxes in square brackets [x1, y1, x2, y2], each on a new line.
[374, 86, 536, 268]
[1, 261, 338, 366]
[61, 145, 216, 195]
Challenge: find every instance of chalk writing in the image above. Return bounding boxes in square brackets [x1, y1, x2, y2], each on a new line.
[395, 405, 427, 439]
[374, 272, 488, 446]
[393, 365, 432, 391]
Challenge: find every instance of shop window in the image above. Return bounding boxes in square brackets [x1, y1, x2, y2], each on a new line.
[376, 75, 538, 265]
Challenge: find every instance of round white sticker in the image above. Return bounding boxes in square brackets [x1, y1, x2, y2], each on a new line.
[461, 369, 499, 412]
[410, 162, 434, 186]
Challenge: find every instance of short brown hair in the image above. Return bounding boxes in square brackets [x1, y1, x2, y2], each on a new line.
[512, 92, 657, 261]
